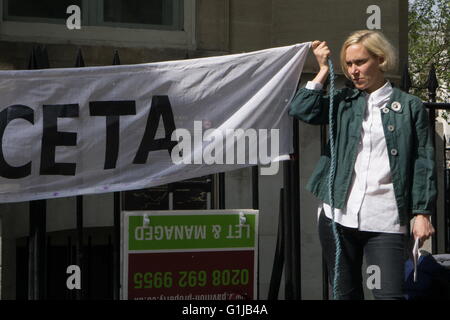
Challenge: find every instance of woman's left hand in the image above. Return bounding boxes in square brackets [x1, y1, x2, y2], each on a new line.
[412, 214, 435, 247]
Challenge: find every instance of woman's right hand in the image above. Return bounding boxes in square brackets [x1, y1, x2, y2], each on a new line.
[312, 40, 331, 70]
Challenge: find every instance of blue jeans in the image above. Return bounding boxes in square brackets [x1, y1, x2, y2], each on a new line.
[318, 211, 407, 300]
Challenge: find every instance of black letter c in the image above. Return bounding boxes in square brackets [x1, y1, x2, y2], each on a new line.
[0, 105, 34, 179]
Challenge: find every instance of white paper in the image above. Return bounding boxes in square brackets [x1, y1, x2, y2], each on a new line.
[412, 237, 421, 282]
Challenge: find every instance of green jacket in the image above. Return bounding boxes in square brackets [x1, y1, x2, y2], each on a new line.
[289, 85, 437, 225]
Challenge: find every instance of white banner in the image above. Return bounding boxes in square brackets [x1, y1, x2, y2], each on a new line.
[0, 43, 310, 203]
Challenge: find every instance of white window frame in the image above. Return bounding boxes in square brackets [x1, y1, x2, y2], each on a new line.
[0, 0, 196, 50]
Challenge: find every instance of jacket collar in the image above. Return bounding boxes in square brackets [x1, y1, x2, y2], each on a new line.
[346, 84, 405, 114]
[344, 88, 363, 101]
[344, 81, 393, 101]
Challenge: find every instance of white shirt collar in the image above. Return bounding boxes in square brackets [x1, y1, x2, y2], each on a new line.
[366, 81, 393, 107]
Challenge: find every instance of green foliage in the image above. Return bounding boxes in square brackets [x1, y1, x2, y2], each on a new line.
[408, 0, 449, 103]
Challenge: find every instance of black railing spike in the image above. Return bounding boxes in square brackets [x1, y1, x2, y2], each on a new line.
[427, 64, 439, 100]
[27, 46, 38, 70]
[28, 45, 50, 70]
[112, 50, 121, 65]
[75, 48, 85, 67]
[40, 46, 50, 69]
[400, 63, 412, 93]
[35, 45, 47, 69]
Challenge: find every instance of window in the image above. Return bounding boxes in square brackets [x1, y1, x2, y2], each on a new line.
[3, 0, 183, 30]
[4, 0, 82, 22]
[103, 0, 182, 29]
[6, 0, 78, 19]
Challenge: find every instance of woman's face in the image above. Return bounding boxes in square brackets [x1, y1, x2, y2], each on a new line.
[345, 43, 385, 93]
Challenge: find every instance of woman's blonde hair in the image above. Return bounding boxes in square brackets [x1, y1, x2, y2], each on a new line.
[340, 30, 397, 79]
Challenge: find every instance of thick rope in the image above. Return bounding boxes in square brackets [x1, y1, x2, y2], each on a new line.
[327, 58, 342, 300]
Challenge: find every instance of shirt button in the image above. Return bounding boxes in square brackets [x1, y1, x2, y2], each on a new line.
[382, 107, 389, 114]
[391, 148, 398, 156]
[388, 125, 395, 132]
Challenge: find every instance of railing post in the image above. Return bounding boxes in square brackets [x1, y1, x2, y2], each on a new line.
[268, 188, 285, 300]
[251, 165, 259, 298]
[219, 173, 225, 209]
[400, 63, 412, 93]
[427, 65, 439, 254]
[427, 64, 438, 148]
[252, 166, 259, 210]
[28, 200, 47, 300]
[112, 49, 122, 300]
[445, 165, 450, 253]
[74, 48, 85, 300]
[283, 160, 293, 299]
[291, 117, 301, 300]
[27, 45, 49, 300]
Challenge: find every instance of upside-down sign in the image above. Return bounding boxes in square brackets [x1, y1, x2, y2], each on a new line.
[122, 210, 259, 300]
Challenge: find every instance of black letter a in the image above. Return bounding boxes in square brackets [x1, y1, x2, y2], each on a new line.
[133, 96, 177, 164]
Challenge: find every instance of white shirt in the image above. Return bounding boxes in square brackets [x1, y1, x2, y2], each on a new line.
[306, 81, 406, 234]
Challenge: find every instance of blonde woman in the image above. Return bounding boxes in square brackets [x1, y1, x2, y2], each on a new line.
[289, 30, 436, 299]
